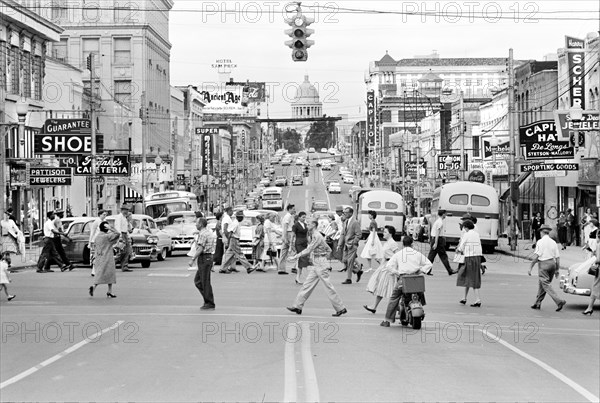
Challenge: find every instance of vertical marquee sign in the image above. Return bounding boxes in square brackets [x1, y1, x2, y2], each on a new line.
[366, 91, 375, 149]
[197, 128, 218, 176]
[565, 36, 585, 110]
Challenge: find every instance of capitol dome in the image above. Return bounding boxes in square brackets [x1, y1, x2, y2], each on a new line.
[292, 75, 323, 118]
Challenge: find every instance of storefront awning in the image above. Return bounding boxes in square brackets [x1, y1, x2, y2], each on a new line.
[124, 186, 143, 204]
[499, 172, 545, 204]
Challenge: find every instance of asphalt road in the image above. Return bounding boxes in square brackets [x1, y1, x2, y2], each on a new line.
[1, 158, 599, 402]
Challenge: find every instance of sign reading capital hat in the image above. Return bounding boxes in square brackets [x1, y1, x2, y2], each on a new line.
[539, 224, 552, 232]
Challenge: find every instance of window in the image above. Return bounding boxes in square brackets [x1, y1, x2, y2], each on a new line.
[114, 80, 132, 106]
[82, 222, 92, 235]
[82, 38, 99, 69]
[471, 195, 490, 206]
[114, 38, 131, 64]
[472, 136, 480, 158]
[69, 223, 84, 235]
[465, 79, 472, 86]
[385, 202, 398, 209]
[52, 38, 68, 62]
[9, 46, 20, 94]
[449, 194, 468, 205]
[22, 52, 32, 98]
[367, 201, 381, 208]
[0, 40, 5, 90]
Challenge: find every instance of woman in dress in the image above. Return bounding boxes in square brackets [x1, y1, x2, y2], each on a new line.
[456, 220, 483, 307]
[0, 252, 15, 301]
[363, 226, 399, 314]
[252, 215, 266, 272]
[89, 222, 121, 298]
[0, 211, 22, 257]
[583, 227, 600, 315]
[531, 212, 544, 248]
[360, 210, 383, 271]
[582, 208, 595, 246]
[213, 212, 224, 266]
[291, 211, 309, 285]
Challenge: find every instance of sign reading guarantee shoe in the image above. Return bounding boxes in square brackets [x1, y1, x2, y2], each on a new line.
[29, 167, 72, 186]
[34, 119, 103, 154]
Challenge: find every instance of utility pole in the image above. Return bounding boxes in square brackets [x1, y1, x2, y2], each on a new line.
[0, 124, 6, 215]
[141, 91, 147, 212]
[508, 48, 517, 251]
[459, 91, 465, 181]
[89, 53, 98, 217]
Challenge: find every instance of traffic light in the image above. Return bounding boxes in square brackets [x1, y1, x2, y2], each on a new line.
[86, 53, 93, 71]
[303, 166, 310, 177]
[284, 10, 314, 62]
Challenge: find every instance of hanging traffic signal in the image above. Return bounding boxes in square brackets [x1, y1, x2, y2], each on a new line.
[284, 11, 314, 62]
[303, 166, 310, 177]
[86, 53, 93, 71]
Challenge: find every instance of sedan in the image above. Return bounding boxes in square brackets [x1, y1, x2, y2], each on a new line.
[275, 176, 288, 186]
[260, 178, 271, 186]
[342, 176, 355, 184]
[281, 159, 292, 166]
[308, 147, 316, 153]
[560, 257, 598, 297]
[292, 175, 303, 186]
[327, 182, 342, 194]
[162, 211, 198, 253]
[108, 214, 172, 262]
[320, 148, 328, 153]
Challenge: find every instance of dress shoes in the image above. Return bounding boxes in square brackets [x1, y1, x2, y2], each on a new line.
[448, 270, 458, 276]
[380, 321, 390, 327]
[200, 305, 215, 310]
[7, 295, 16, 301]
[278, 271, 289, 275]
[530, 304, 541, 310]
[356, 270, 364, 283]
[332, 308, 347, 317]
[36, 270, 45, 273]
[44, 269, 54, 272]
[337, 268, 347, 272]
[286, 306, 302, 315]
[219, 269, 231, 274]
[341, 279, 352, 284]
[230, 268, 240, 273]
[556, 300, 566, 312]
[363, 305, 376, 314]
[470, 301, 481, 307]
[122, 269, 133, 272]
[247, 267, 256, 274]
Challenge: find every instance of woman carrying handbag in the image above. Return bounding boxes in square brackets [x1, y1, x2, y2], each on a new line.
[583, 221, 599, 315]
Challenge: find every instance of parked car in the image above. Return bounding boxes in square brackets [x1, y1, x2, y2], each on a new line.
[109, 214, 172, 261]
[560, 256, 598, 297]
[59, 217, 96, 265]
[281, 158, 292, 166]
[296, 158, 306, 166]
[322, 163, 332, 171]
[292, 175, 303, 186]
[162, 211, 198, 254]
[342, 175, 355, 184]
[235, 209, 283, 262]
[308, 147, 316, 153]
[275, 176, 288, 186]
[311, 200, 329, 213]
[327, 181, 342, 194]
[328, 148, 337, 155]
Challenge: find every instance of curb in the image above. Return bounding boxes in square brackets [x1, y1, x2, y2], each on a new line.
[495, 248, 570, 271]
[9, 264, 38, 273]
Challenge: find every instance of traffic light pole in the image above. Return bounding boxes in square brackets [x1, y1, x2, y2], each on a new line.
[508, 48, 517, 251]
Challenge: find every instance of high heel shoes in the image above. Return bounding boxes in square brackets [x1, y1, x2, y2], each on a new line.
[459, 299, 467, 305]
[582, 310, 593, 315]
[295, 278, 303, 285]
[106, 292, 117, 298]
[470, 301, 482, 307]
[363, 305, 376, 314]
[89, 286, 94, 297]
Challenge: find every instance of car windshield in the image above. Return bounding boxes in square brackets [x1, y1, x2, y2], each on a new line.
[167, 215, 197, 225]
[240, 216, 258, 226]
[145, 202, 188, 219]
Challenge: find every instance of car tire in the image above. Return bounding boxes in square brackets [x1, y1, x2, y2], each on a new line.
[141, 261, 151, 268]
[166, 248, 173, 257]
[157, 247, 167, 261]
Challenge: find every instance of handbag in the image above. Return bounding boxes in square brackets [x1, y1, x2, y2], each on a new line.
[453, 252, 465, 264]
[588, 264, 599, 277]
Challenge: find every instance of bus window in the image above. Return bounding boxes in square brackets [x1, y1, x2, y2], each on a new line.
[385, 202, 398, 209]
[449, 194, 468, 205]
[471, 195, 491, 206]
[367, 201, 381, 208]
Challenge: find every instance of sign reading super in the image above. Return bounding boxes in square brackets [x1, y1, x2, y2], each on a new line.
[35, 119, 103, 154]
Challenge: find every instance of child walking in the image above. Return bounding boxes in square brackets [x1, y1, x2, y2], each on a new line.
[0, 252, 16, 301]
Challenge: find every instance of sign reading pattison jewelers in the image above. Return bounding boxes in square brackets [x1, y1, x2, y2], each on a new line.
[59, 155, 130, 176]
[35, 119, 103, 154]
[520, 162, 579, 172]
[29, 167, 72, 186]
[518, 120, 574, 160]
[366, 91, 375, 149]
[201, 132, 213, 176]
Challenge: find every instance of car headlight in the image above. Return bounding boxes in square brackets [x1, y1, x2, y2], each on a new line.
[147, 236, 159, 244]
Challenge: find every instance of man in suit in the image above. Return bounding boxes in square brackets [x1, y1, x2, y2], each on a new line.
[338, 206, 363, 284]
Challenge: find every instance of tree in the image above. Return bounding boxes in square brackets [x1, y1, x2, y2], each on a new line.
[281, 127, 301, 153]
[305, 119, 335, 150]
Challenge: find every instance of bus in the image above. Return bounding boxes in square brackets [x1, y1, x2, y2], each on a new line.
[354, 188, 406, 240]
[261, 187, 284, 211]
[431, 181, 499, 252]
[144, 191, 199, 225]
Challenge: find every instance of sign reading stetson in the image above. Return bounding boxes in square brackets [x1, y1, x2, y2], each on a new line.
[35, 119, 103, 154]
[29, 167, 72, 186]
[518, 120, 574, 160]
[59, 155, 130, 176]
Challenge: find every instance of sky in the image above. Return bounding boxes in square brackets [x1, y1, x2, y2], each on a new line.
[169, 0, 599, 122]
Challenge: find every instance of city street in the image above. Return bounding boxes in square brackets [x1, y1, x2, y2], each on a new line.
[1, 162, 598, 402]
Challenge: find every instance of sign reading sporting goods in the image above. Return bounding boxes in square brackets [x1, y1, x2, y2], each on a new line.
[520, 163, 579, 172]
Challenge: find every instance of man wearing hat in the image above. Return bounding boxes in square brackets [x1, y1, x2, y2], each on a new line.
[528, 224, 566, 311]
[114, 204, 133, 272]
[53, 209, 73, 271]
[220, 210, 255, 274]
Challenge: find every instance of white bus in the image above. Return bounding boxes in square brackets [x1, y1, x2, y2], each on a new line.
[431, 181, 499, 252]
[144, 191, 199, 224]
[261, 187, 283, 211]
[355, 188, 406, 240]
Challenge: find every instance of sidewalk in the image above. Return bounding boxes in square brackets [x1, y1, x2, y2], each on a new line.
[7, 244, 41, 271]
[495, 237, 590, 270]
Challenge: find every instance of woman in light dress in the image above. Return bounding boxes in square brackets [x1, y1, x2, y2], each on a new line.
[583, 223, 599, 315]
[261, 213, 281, 270]
[581, 208, 595, 246]
[363, 226, 399, 314]
[360, 210, 383, 271]
[89, 222, 121, 298]
[0, 211, 22, 257]
[456, 220, 483, 307]
[252, 215, 266, 272]
[0, 252, 15, 301]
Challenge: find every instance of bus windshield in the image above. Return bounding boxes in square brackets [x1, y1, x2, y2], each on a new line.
[262, 193, 281, 200]
[145, 202, 188, 219]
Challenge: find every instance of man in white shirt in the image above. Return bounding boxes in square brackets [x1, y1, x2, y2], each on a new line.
[220, 207, 233, 250]
[220, 210, 255, 274]
[427, 209, 456, 276]
[381, 236, 432, 327]
[114, 204, 133, 272]
[53, 210, 73, 271]
[277, 204, 296, 275]
[528, 224, 566, 311]
[37, 211, 69, 273]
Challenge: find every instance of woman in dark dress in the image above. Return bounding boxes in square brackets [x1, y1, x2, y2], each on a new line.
[213, 212, 224, 266]
[531, 212, 544, 247]
[291, 211, 309, 285]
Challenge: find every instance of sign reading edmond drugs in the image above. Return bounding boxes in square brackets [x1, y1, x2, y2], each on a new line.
[35, 119, 103, 154]
[518, 120, 574, 160]
[29, 167, 72, 186]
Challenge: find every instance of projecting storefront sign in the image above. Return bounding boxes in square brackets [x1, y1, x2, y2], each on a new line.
[518, 120, 574, 160]
[554, 110, 599, 141]
[201, 132, 213, 176]
[59, 155, 130, 176]
[520, 162, 579, 172]
[29, 167, 72, 186]
[482, 140, 510, 159]
[366, 91, 375, 149]
[437, 154, 468, 171]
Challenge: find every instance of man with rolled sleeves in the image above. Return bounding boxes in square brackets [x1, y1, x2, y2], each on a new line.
[114, 204, 133, 272]
[189, 217, 216, 310]
[529, 224, 566, 311]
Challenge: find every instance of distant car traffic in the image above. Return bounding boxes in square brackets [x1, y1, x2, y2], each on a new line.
[259, 178, 271, 186]
[320, 148, 328, 153]
[349, 185, 362, 198]
[162, 211, 198, 254]
[328, 148, 337, 155]
[281, 158, 291, 166]
[322, 163, 332, 171]
[308, 147, 316, 153]
[342, 176, 355, 184]
[311, 200, 329, 213]
[274, 176, 288, 186]
[327, 181, 342, 194]
[292, 175, 303, 186]
[406, 217, 429, 242]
